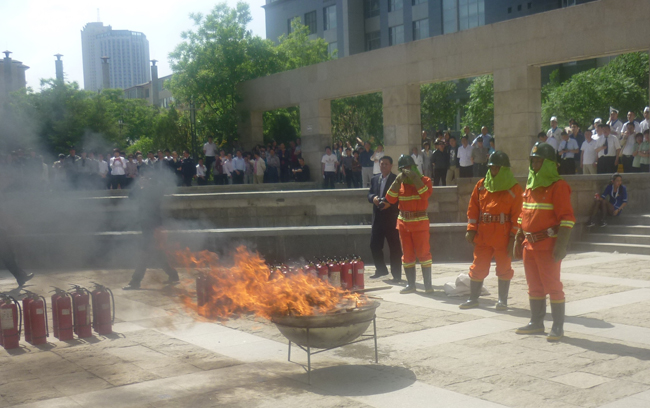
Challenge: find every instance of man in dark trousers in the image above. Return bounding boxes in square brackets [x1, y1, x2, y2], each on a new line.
[123, 175, 180, 290]
[0, 213, 34, 287]
[367, 156, 402, 283]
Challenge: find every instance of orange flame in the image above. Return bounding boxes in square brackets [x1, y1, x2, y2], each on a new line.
[173, 246, 363, 321]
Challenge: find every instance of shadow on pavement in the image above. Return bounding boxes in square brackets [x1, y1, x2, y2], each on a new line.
[566, 315, 614, 329]
[307, 364, 416, 396]
[562, 336, 650, 360]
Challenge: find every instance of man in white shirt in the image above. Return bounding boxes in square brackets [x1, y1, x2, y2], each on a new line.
[640, 107, 650, 134]
[222, 153, 234, 184]
[558, 130, 579, 175]
[607, 109, 623, 138]
[321, 146, 338, 189]
[596, 124, 621, 174]
[196, 158, 207, 185]
[619, 121, 638, 173]
[580, 130, 598, 175]
[546, 116, 561, 152]
[109, 149, 126, 189]
[231, 150, 246, 184]
[623, 111, 641, 134]
[203, 137, 218, 181]
[471, 126, 492, 146]
[458, 135, 474, 178]
[371, 144, 384, 175]
[411, 147, 423, 173]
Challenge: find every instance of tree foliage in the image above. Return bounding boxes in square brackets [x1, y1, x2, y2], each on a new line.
[462, 75, 494, 132]
[420, 81, 460, 133]
[542, 52, 649, 128]
[331, 93, 383, 145]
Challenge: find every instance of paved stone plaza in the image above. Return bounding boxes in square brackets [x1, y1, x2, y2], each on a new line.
[1, 250, 650, 408]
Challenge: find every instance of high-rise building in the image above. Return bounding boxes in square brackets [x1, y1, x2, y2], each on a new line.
[264, 0, 595, 59]
[81, 22, 151, 91]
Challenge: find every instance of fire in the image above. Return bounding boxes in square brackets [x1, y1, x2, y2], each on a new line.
[173, 246, 364, 321]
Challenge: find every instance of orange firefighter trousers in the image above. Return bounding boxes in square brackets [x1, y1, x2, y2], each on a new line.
[522, 244, 564, 301]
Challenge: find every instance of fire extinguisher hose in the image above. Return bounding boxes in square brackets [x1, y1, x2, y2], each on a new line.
[39, 295, 49, 337]
[106, 287, 115, 324]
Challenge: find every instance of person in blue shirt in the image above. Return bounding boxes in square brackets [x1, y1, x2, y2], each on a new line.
[587, 173, 627, 227]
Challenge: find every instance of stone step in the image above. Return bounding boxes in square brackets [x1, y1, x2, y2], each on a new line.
[584, 233, 650, 246]
[608, 214, 650, 226]
[600, 225, 650, 236]
[572, 242, 650, 256]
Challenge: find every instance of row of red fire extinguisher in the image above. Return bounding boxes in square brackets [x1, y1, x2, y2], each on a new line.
[0, 283, 115, 350]
[269, 256, 366, 291]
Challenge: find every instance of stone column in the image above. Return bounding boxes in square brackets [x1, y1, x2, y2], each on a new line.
[382, 84, 421, 171]
[493, 65, 542, 176]
[237, 110, 264, 150]
[300, 99, 332, 181]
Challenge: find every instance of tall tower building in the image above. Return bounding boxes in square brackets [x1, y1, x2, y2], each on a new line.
[81, 22, 150, 91]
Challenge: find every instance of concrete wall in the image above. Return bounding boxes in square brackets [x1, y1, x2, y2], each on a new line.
[239, 0, 650, 176]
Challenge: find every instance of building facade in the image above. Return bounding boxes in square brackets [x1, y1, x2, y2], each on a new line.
[81, 22, 151, 92]
[124, 74, 174, 108]
[264, 0, 594, 58]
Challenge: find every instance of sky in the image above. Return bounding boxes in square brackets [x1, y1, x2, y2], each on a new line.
[0, 0, 267, 91]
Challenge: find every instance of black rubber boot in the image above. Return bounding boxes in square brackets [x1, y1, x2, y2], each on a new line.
[122, 281, 141, 290]
[516, 298, 546, 334]
[400, 267, 417, 294]
[422, 266, 434, 294]
[459, 280, 483, 309]
[547, 301, 565, 342]
[496, 279, 510, 311]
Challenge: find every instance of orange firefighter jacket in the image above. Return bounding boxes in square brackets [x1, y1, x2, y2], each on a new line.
[385, 176, 433, 231]
[467, 179, 523, 248]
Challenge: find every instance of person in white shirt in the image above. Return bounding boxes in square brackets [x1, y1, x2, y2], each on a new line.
[596, 124, 621, 174]
[253, 151, 266, 184]
[202, 137, 218, 180]
[321, 146, 338, 189]
[557, 130, 579, 175]
[371, 144, 384, 175]
[580, 130, 598, 175]
[623, 111, 641, 134]
[411, 147, 423, 174]
[619, 121, 638, 173]
[546, 116, 561, 151]
[607, 109, 623, 138]
[109, 149, 126, 189]
[222, 153, 234, 185]
[640, 107, 650, 133]
[196, 158, 207, 185]
[458, 135, 474, 178]
[471, 126, 492, 146]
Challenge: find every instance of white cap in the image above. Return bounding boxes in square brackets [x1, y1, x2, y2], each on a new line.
[550, 116, 558, 122]
[594, 118, 602, 124]
[644, 107, 650, 113]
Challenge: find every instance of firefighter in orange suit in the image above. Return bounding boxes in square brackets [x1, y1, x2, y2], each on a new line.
[385, 155, 433, 294]
[514, 142, 575, 342]
[460, 151, 523, 310]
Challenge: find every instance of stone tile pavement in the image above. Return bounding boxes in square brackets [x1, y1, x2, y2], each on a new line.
[1, 251, 650, 407]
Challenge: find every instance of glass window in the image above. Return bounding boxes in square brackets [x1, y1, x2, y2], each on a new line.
[444, 0, 484, 34]
[365, 31, 381, 50]
[324, 5, 337, 30]
[328, 42, 338, 58]
[389, 25, 404, 46]
[412, 0, 427, 4]
[443, 0, 458, 34]
[389, 0, 403, 12]
[413, 18, 429, 40]
[365, 0, 380, 17]
[304, 11, 317, 34]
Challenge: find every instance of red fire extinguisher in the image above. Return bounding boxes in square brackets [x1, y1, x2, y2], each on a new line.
[90, 283, 115, 336]
[353, 256, 365, 290]
[341, 258, 353, 290]
[51, 287, 73, 341]
[316, 261, 329, 282]
[328, 259, 342, 288]
[0, 295, 22, 350]
[305, 263, 318, 278]
[23, 292, 49, 345]
[69, 285, 92, 338]
[22, 293, 34, 343]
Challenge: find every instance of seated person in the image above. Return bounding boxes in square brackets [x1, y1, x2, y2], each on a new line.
[587, 173, 627, 227]
[292, 157, 310, 182]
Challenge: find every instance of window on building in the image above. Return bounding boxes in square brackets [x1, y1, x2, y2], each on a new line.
[413, 18, 429, 40]
[517, 4, 522, 11]
[562, 0, 576, 6]
[389, 0, 403, 12]
[528, 2, 532, 9]
[444, 0, 485, 33]
[324, 5, 337, 30]
[507, 6, 512, 13]
[389, 25, 404, 46]
[328, 42, 338, 58]
[365, 0, 380, 17]
[412, 0, 427, 5]
[365, 31, 381, 50]
[304, 11, 317, 34]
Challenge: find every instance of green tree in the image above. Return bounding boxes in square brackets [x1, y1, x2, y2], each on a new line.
[263, 107, 300, 145]
[276, 19, 330, 71]
[542, 52, 649, 128]
[331, 93, 383, 145]
[462, 75, 494, 133]
[420, 81, 459, 133]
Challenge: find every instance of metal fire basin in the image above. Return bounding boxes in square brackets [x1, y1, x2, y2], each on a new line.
[271, 301, 380, 384]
